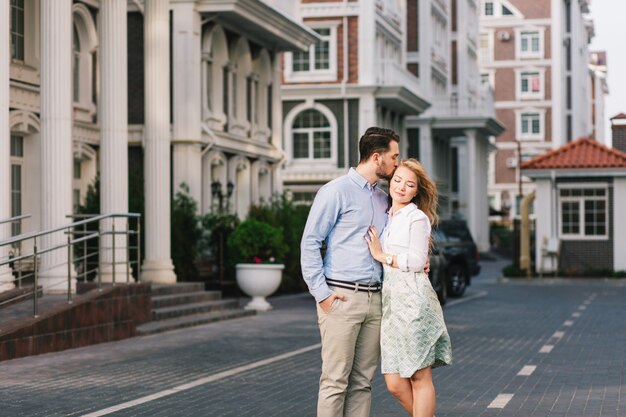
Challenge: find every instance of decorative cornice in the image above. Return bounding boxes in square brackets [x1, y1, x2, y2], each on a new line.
[196, 0, 318, 52]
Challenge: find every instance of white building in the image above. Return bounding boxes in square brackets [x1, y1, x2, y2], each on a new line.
[408, 0, 504, 251]
[280, 0, 502, 251]
[1, 0, 316, 292]
[479, 0, 599, 219]
[280, 0, 430, 202]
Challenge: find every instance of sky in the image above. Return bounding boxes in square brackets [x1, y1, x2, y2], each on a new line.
[588, 0, 626, 145]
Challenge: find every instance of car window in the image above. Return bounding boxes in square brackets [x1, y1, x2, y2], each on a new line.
[439, 223, 472, 242]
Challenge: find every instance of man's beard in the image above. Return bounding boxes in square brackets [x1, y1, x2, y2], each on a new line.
[376, 164, 394, 181]
[376, 165, 393, 181]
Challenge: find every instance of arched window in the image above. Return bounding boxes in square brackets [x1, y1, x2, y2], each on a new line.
[73, 26, 80, 103]
[202, 25, 229, 130]
[72, 4, 98, 122]
[292, 109, 332, 160]
[252, 49, 272, 142]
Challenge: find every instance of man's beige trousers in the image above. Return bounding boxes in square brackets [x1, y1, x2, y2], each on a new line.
[316, 286, 382, 417]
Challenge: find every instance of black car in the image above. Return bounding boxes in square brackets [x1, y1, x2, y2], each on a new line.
[433, 220, 480, 297]
[428, 242, 449, 305]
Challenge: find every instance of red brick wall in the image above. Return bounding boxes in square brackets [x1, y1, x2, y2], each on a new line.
[510, 0, 551, 19]
[407, 0, 418, 52]
[494, 68, 515, 102]
[494, 27, 515, 61]
[348, 16, 359, 83]
[0, 284, 151, 362]
[495, 109, 515, 143]
[495, 149, 517, 184]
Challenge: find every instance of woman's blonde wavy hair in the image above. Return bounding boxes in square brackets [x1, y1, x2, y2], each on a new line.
[399, 158, 439, 226]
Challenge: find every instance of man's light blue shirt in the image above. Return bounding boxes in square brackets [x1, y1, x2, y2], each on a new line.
[300, 168, 389, 303]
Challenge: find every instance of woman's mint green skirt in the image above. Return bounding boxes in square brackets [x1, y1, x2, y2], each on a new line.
[381, 269, 452, 378]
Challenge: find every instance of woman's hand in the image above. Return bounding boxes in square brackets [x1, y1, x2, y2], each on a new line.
[365, 226, 383, 261]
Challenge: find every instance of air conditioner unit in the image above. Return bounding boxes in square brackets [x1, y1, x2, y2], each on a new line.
[506, 157, 517, 168]
[497, 31, 511, 41]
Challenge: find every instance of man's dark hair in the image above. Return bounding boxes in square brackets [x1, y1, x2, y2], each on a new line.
[358, 127, 400, 163]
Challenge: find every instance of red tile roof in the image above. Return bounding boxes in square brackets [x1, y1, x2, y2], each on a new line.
[610, 112, 626, 120]
[521, 137, 626, 170]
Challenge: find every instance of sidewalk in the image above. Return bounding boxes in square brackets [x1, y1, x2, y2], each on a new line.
[0, 264, 625, 416]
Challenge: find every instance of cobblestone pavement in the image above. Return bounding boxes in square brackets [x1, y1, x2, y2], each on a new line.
[0, 257, 625, 417]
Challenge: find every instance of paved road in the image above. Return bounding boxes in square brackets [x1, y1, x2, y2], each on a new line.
[1, 257, 625, 417]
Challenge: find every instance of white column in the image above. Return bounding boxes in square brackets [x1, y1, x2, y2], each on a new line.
[534, 179, 554, 273]
[172, 3, 202, 204]
[464, 129, 489, 252]
[614, 178, 626, 271]
[418, 125, 433, 176]
[271, 53, 284, 194]
[39, 0, 75, 293]
[99, 0, 129, 282]
[142, 0, 176, 283]
[0, 0, 14, 291]
[358, 95, 377, 142]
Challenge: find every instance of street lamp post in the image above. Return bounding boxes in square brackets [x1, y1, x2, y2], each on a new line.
[210, 180, 234, 287]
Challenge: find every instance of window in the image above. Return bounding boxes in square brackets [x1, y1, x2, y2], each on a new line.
[292, 109, 332, 160]
[479, 32, 492, 63]
[286, 26, 337, 82]
[73, 26, 80, 103]
[519, 31, 541, 57]
[482, 0, 521, 17]
[521, 113, 540, 136]
[517, 111, 543, 140]
[10, 0, 25, 61]
[559, 187, 608, 239]
[484, 1, 494, 15]
[293, 28, 331, 73]
[10, 135, 23, 236]
[73, 160, 82, 180]
[204, 53, 213, 112]
[519, 71, 542, 99]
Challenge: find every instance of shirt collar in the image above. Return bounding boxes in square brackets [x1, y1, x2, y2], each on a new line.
[391, 202, 417, 217]
[348, 167, 377, 190]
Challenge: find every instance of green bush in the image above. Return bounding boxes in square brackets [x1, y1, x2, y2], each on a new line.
[171, 184, 203, 282]
[248, 194, 311, 293]
[227, 219, 287, 264]
[502, 263, 526, 277]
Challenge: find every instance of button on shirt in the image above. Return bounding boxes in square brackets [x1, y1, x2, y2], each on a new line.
[381, 203, 431, 272]
[301, 168, 389, 303]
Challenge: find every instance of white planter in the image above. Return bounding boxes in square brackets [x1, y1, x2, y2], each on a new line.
[235, 263, 284, 311]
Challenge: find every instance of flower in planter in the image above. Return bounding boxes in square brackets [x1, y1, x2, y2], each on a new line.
[227, 219, 288, 265]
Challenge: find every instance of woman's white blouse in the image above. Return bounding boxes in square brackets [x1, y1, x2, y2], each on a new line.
[381, 203, 431, 272]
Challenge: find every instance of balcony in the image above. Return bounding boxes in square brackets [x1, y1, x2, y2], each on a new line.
[374, 60, 429, 115]
[430, 84, 496, 119]
[376, 59, 421, 94]
[425, 84, 504, 136]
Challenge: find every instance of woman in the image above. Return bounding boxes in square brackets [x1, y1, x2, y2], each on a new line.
[366, 158, 452, 417]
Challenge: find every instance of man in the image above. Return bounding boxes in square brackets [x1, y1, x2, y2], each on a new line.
[301, 127, 399, 417]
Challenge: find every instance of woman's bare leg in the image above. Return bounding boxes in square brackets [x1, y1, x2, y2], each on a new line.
[410, 367, 436, 417]
[384, 373, 413, 415]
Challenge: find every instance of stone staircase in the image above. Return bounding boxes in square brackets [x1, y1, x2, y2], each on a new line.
[137, 282, 255, 335]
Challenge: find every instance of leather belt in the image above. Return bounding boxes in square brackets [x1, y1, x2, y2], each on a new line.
[326, 278, 382, 293]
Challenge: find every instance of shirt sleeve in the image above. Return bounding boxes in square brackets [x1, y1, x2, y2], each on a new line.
[300, 185, 340, 303]
[396, 213, 431, 272]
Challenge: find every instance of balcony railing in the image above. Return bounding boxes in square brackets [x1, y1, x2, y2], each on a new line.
[376, 59, 420, 94]
[428, 83, 496, 118]
[0, 213, 141, 317]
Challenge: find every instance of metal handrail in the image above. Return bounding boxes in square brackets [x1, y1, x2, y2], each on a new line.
[0, 213, 140, 247]
[0, 213, 142, 318]
[0, 214, 31, 225]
